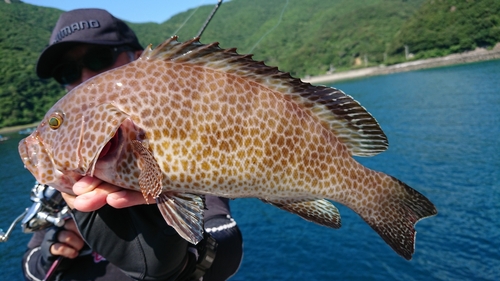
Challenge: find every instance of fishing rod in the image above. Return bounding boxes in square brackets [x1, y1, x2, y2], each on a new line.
[196, 0, 223, 38]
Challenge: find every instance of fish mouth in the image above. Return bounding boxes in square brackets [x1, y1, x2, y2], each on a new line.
[18, 133, 79, 193]
[18, 135, 38, 176]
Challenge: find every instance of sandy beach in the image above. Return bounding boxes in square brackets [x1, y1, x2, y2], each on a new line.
[303, 45, 500, 84]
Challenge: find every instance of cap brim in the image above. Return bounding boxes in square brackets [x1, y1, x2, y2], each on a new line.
[36, 42, 79, 79]
[36, 40, 137, 79]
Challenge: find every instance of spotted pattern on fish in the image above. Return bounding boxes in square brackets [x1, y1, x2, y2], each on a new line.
[19, 36, 437, 260]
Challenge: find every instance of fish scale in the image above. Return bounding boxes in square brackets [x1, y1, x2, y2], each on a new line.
[19, 36, 437, 260]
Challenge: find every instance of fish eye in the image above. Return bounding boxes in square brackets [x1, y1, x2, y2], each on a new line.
[48, 112, 64, 130]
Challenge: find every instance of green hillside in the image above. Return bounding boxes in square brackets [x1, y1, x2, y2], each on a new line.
[140, 0, 425, 74]
[388, 0, 500, 60]
[0, 0, 64, 127]
[0, 0, 499, 129]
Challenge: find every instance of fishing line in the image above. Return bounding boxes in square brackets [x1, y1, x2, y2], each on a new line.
[248, 0, 289, 53]
[172, 0, 207, 36]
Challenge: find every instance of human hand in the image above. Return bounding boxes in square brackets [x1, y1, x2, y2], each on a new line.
[47, 219, 85, 259]
[62, 176, 154, 212]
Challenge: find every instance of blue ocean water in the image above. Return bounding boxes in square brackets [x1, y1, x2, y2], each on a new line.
[1, 60, 499, 280]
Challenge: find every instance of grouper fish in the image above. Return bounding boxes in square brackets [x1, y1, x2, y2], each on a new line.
[19, 36, 437, 260]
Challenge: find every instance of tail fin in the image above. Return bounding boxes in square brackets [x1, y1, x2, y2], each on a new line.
[361, 176, 437, 260]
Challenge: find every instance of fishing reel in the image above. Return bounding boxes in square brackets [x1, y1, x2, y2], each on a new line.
[0, 182, 69, 242]
[22, 182, 69, 232]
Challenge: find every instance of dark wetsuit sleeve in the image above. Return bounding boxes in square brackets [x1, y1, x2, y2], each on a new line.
[72, 204, 189, 281]
[23, 228, 136, 281]
[203, 196, 243, 281]
[22, 230, 52, 281]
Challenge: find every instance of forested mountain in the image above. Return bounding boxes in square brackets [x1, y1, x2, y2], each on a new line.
[133, 0, 426, 74]
[388, 0, 500, 59]
[1, 0, 499, 128]
[0, 0, 64, 127]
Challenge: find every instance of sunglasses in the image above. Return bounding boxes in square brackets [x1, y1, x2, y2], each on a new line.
[52, 45, 132, 85]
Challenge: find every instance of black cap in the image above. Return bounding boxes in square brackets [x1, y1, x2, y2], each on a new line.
[36, 8, 143, 79]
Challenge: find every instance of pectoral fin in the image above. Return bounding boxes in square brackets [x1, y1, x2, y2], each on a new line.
[132, 140, 162, 201]
[131, 140, 205, 244]
[156, 193, 205, 245]
[263, 198, 341, 229]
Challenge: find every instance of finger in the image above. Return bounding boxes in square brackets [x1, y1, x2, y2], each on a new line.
[107, 190, 153, 208]
[49, 228, 85, 259]
[57, 229, 85, 251]
[72, 176, 103, 195]
[73, 183, 121, 212]
[61, 192, 76, 209]
[63, 219, 79, 233]
[50, 242, 79, 259]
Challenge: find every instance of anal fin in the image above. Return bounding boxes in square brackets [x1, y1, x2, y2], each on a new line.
[263, 198, 341, 229]
[156, 193, 205, 245]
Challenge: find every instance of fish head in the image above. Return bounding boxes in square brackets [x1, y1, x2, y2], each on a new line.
[18, 78, 131, 193]
[18, 128, 81, 193]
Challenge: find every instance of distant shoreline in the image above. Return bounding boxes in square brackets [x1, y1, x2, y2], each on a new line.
[2, 47, 500, 134]
[302, 46, 500, 84]
[0, 122, 39, 134]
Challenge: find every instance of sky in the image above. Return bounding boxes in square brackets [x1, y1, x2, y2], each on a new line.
[22, 0, 219, 23]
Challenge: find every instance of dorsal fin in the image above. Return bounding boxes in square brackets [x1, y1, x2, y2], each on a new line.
[141, 36, 388, 156]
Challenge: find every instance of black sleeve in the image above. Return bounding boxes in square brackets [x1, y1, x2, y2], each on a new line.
[203, 196, 243, 281]
[72, 204, 189, 281]
[22, 228, 64, 281]
[23, 230, 49, 281]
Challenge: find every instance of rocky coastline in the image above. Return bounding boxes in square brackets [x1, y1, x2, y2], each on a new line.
[303, 45, 500, 84]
